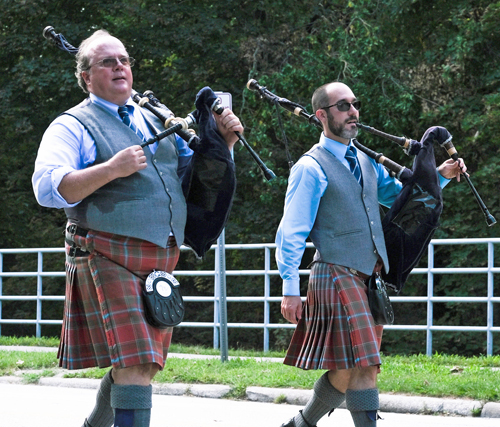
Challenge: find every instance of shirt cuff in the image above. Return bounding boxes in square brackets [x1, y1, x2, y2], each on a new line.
[50, 166, 81, 208]
[283, 279, 301, 296]
[438, 171, 451, 188]
[176, 135, 194, 157]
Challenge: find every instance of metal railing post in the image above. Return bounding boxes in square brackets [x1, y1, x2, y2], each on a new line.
[36, 251, 43, 338]
[264, 246, 271, 351]
[215, 231, 228, 361]
[487, 241, 494, 355]
[213, 256, 220, 350]
[426, 242, 435, 356]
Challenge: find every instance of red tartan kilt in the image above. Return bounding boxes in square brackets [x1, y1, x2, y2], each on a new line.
[284, 263, 383, 371]
[59, 227, 180, 370]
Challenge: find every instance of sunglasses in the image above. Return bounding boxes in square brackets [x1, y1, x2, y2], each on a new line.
[321, 100, 361, 112]
[86, 56, 135, 70]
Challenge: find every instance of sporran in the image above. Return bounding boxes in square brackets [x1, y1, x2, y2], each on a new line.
[143, 270, 184, 328]
[367, 273, 394, 325]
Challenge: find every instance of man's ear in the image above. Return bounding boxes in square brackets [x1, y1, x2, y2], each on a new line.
[315, 109, 327, 122]
[82, 71, 91, 85]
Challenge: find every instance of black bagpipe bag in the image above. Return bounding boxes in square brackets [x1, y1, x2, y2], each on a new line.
[381, 126, 451, 292]
[181, 87, 237, 258]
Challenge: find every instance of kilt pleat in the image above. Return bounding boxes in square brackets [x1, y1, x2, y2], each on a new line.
[58, 227, 179, 371]
[284, 263, 382, 371]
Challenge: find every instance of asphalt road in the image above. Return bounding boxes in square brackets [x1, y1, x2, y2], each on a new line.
[1, 383, 498, 427]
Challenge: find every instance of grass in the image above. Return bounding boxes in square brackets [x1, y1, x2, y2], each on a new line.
[1, 337, 499, 401]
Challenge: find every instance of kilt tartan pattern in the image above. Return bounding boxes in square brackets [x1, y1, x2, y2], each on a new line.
[284, 263, 383, 371]
[59, 225, 180, 371]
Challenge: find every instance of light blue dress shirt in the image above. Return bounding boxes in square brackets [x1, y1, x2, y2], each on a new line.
[275, 133, 450, 296]
[32, 93, 193, 209]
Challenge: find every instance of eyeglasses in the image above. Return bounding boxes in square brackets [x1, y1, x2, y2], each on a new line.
[321, 100, 361, 112]
[86, 56, 135, 70]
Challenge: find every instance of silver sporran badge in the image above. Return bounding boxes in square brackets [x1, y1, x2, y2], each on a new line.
[143, 270, 184, 328]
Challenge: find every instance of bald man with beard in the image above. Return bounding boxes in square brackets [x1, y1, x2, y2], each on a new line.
[275, 82, 465, 427]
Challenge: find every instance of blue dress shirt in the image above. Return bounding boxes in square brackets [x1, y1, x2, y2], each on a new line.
[32, 93, 193, 209]
[275, 133, 451, 296]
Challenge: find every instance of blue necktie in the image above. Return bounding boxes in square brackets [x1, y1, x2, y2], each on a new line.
[118, 105, 144, 141]
[345, 145, 362, 185]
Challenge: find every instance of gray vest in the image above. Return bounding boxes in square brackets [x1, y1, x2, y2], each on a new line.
[306, 144, 389, 275]
[63, 99, 186, 249]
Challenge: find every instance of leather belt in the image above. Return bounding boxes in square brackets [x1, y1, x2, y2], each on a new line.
[66, 224, 89, 237]
[67, 246, 90, 258]
[349, 268, 371, 281]
[65, 224, 90, 257]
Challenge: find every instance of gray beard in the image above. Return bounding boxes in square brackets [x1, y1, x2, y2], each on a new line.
[327, 113, 358, 140]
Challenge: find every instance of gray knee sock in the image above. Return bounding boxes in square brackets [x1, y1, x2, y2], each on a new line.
[111, 384, 153, 427]
[345, 388, 379, 427]
[83, 370, 114, 427]
[295, 372, 346, 427]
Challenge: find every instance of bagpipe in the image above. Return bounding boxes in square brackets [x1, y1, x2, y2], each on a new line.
[42, 26, 275, 258]
[247, 79, 496, 293]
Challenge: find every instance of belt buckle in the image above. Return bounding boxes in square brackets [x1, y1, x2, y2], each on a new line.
[349, 268, 359, 276]
[67, 245, 89, 258]
[67, 224, 77, 235]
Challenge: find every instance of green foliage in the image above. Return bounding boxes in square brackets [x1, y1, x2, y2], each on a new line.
[0, 336, 60, 347]
[0, 350, 58, 376]
[1, 0, 499, 354]
[22, 369, 55, 384]
[378, 353, 500, 401]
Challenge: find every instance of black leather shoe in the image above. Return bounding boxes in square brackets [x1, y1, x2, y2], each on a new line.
[280, 418, 295, 427]
[280, 411, 317, 427]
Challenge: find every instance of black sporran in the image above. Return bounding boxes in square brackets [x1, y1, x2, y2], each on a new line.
[367, 273, 394, 325]
[143, 270, 184, 328]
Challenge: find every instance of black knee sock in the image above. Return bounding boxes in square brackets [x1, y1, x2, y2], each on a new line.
[345, 388, 379, 427]
[83, 370, 114, 427]
[110, 384, 153, 427]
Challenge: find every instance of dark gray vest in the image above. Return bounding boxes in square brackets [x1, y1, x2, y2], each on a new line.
[306, 144, 389, 275]
[63, 99, 186, 249]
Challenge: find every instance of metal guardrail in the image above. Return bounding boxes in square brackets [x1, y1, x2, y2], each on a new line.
[1, 238, 499, 355]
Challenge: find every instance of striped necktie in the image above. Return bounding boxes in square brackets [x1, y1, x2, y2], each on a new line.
[118, 105, 144, 141]
[345, 145, 362, 185]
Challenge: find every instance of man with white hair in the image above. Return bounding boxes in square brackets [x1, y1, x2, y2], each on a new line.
[33, 29, 243, 427]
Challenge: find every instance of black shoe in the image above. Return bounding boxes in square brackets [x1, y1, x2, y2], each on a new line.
[280, 419, 295, 427]
[280, 411, 317, 427]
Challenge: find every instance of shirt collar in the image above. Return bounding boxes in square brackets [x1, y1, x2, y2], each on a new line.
[89, 93, 135, 120]
[319, 133, 354, 160]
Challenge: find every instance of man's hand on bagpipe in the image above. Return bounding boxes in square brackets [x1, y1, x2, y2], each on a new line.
[355, 122, 495, 227]
[438, 158, 467, 182]
[213, 109, 244, 149]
